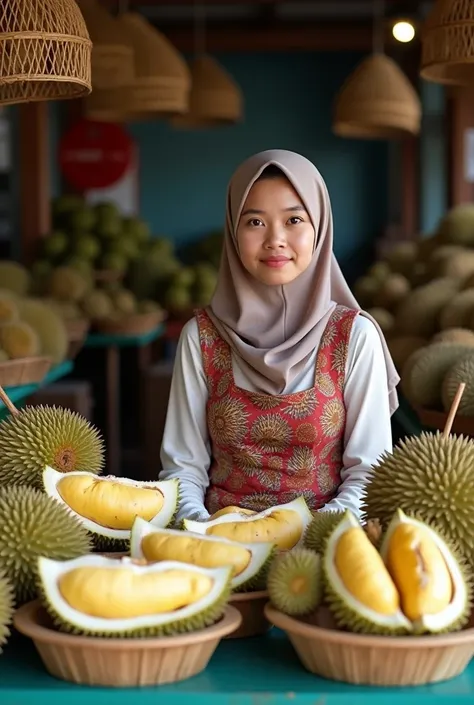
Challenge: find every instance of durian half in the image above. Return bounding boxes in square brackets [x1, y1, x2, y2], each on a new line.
[43, 467, 179, 550]
[130, 517, 275, 592]
[37, 554, 233, 638]
[184, 496, 312, 550]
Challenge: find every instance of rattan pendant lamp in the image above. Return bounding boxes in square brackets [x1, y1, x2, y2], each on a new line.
[332, 0, 421, 139]
[0, 0, 92, 106]
[76, 0, 134, 89]
[420, 0, 474, 85]
[114, 12, 191, 119]
[171, 2, 243, 128]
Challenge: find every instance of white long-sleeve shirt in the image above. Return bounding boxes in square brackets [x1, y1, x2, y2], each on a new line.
[159, 314, 393, 524]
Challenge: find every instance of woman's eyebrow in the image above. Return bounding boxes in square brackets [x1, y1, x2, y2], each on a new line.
[241, 204, 306, 217]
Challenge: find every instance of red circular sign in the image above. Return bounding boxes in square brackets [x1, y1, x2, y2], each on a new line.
[58, 119, 134, 191]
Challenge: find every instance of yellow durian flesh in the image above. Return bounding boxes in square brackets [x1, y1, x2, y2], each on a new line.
[59, 566, 213, 619]
[384, 523, 452, 621]
[379, 510, 469, 633]
[141, 532, 251, 577]
[185, 497, 312, 551]
[205, 509, 302, 549]
[334, 526, 401, 617]
[323, 510, 412, 634]
[209, 506, 256, 520]
[56, 474, 164, 530]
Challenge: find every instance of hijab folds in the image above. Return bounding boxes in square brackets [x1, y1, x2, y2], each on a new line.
[206, 149, 399, 414]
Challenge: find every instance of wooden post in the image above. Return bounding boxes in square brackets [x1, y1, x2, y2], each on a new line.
[18, 102, 51, 264]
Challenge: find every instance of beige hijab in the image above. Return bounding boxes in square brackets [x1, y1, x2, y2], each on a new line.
[206, 149, 399, 414]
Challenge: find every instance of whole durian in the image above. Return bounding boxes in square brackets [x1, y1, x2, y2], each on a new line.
[394, 278, 459, 338]
[366, 307, 394, 335]
[0, 570, 14, 653]
[0, 485, 92, 603]
[442, 354, 474, 416]
[362, 432, 474, 567]
[304, 510, 345, 553]
[0, 261, 30, 295]
[267, 547, 322, 617]
[16, 298, 68, 364]
[401, 342, 472, 409]
[387, 335, 426, 372]
[0, 293, 18, 324]
[439, 289, 474, 330]
[0, 405, 105, 489]
[373, 274, 410, 310]
[432, 328, 474, 346]
[0, 321, 40, 359]
[48, 266, 89, 302]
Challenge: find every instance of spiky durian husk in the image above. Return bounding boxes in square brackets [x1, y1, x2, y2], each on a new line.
[232, 547, 277, 594]
[0, 570, 14, 652]
[0, 405, 105, 489]
[267, 547, 322, 617]
[0, 486, 92, 604]
[362, 432, 474, 569]
[303, 511, 345, 553]
[37, 572, 233, 638]
[92, 536, 130, 553]
[379, 509, 474, 634]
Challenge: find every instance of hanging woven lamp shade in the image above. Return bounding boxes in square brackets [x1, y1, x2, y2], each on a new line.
[420, 0, 474, 85]
[0, 0, 92, 106]
[83, 86, 127, 123]
[113, 13, 191, 118]
[171, 54, 243, 128]
[76, 0, 134, 89]
[333, 53, 421, 139]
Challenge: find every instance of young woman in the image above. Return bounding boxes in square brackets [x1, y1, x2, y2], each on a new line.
[159, 149, 399, 524]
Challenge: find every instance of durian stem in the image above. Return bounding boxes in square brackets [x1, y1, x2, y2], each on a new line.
[443, 383, 465, 438]
[0, 386, 19, 416]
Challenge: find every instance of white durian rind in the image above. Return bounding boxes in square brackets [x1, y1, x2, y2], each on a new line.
[37, 554, 232, 638]
[42, 466, 179, 542]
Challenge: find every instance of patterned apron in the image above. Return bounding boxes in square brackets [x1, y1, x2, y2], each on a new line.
[195, 305, 358, 514]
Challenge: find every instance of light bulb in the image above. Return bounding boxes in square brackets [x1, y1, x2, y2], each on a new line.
[392, 20, 415, 43]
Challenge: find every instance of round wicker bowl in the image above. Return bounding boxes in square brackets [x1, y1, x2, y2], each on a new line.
[0, 357, 52, 387]
[264, 603, 474, 686]
[14, 599, 242, 687]
[93, 310, 165, 336]
[227, 591, 272, 639]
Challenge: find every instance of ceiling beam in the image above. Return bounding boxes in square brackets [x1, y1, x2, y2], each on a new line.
[159, 22, 399, 52]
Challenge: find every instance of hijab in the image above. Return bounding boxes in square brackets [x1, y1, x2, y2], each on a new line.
[206, 149, 399, 414]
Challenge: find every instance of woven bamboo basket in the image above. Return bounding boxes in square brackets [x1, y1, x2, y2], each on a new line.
[420, 0, 474, 85]
[14, 599, 242, 687]
[111, 13, 191, 120]
[227, 591, 272, 639]
[333, 53, 421, 139]
[0, 356, 51, 387]
[171, 54, 243, 129]
[76, 0, 134, 89]
[64, 318, 89, 360]
[265, 604, 474, 686]
[92, 310, 166, 336]
[0, 0, 92, 106]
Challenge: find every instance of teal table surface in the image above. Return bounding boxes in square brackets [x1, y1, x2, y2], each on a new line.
[84, 324, 165, 349]
[1, 360, 74, 411]
[1, 629, 473, 704]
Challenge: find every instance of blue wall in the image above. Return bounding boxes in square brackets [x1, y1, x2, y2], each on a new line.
[419, 80, 447, 234]
[125, 51, 389, 270]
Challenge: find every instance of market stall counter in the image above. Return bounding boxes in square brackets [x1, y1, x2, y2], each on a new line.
[0, 627, 473, 705]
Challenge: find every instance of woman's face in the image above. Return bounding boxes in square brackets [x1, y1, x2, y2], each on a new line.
[236, 175, 315, 286]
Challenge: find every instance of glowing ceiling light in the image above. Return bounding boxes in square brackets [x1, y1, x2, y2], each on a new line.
[392, 20, 416, 43]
